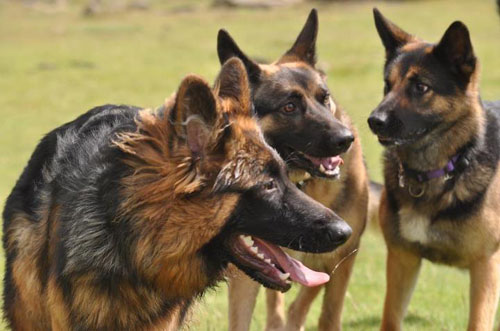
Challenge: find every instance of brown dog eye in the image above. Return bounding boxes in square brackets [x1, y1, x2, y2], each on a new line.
[282, 102, 296, 113]
[415, 82, 430, 94]
[263, 180, 276, 191]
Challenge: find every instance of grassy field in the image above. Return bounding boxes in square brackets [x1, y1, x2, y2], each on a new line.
[1, 0, 499, 330]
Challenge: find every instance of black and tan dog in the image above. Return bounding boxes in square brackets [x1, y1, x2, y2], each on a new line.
[2, 58, 353, 330]
[368, 8, 500, 331]
[219, 10, 369, 331]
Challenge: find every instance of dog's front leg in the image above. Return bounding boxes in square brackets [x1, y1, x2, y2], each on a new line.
[318, 250, 358, 331]
[380, 245, 421, 331]
[468, 251, 500, 331]
[265, 289, 286, 331]
[285, 284, 323, 331]
[228, 268, 261, 331]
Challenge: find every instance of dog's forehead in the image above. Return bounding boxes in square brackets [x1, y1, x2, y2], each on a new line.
[260, 63, 325, 90]
[385, 42, 460, 95]
[386, 43, 434, 81]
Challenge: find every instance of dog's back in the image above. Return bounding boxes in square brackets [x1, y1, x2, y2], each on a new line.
[2, 105, 140, 329]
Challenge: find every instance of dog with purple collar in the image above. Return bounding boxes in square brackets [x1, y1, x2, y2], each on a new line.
[369, 8, 500, 331]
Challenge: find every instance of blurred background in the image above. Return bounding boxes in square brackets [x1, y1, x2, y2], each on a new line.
[0, 0, 499, 329]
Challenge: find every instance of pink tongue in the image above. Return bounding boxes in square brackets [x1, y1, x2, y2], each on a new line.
[254, 238, 330, 287]
[305, 155, 343, 170]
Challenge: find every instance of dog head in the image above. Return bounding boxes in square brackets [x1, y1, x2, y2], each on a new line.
[368, 8, 480, 148]
[217, 10, 353, 179]
[118, 58, 351, 294]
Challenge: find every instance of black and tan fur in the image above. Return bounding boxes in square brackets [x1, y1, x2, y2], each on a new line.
[368, 8, 500, 331]
[2, 58, 353, 330]
[219, 10, 369, 331]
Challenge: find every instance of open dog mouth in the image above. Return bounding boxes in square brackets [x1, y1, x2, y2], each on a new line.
[286, 148, 344, 179]
[228, 234, 330, 292]
[302, 154, 344, 178]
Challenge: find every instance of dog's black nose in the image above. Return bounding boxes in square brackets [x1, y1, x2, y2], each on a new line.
[325, 219, 352, 247]
[368, 112, 388, 134]
[330, 128, 355, 154]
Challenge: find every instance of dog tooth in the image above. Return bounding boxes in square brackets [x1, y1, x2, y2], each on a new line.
[257, 253, 265, 259]
[319, 164, 326, 173]
[279, 272, 290, 280]
[250, 246, 258, 254]
[264, 258, 271, 264]
[285, 280, 292, 285]
[241, 235, 254, 247]
[271, 263, 276, 268]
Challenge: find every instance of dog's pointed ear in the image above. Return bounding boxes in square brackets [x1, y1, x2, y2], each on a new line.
[373, 8, 413, 61]
[172, 75, 217, 157]
[433, 21, 476, 85]
[215, 57, 252, 117]
[217, 29, 261, 85]
[279, 9, 318, 66]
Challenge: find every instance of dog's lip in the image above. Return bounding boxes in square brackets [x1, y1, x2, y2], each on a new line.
[377, 136, 398, 146]
[377, 128, 429, 147]
[228, 234, 330, 291]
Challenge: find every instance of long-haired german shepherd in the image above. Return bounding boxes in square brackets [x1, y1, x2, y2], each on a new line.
[219, 10, 369, 331]
[2, 57, 353, 330]
[368, 9, 500, 331]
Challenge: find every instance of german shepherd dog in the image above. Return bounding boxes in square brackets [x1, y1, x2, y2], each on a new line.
[368, 9, 500, 331]
[2, 58, 353, 330]
[219, 10, 369, 331]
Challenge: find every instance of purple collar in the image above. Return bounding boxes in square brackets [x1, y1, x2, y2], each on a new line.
[401, 154, 460, 183]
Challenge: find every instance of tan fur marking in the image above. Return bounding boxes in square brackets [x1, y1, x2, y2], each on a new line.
[401, 41, 425, 52]
[7, 212, 50, 330]
[47, 277, 70, 331]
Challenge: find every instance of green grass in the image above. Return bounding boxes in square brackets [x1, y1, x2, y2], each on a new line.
[0, 0, 499, 329]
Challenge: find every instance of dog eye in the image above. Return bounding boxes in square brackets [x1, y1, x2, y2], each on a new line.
[282, 102, 296, 113]
[415, 82, 430, 94]
[263, 180, 276, 191]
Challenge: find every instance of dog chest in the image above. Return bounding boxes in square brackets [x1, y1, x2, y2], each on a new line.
[396, 206, 471, 266]
[398, 207, 432, 245]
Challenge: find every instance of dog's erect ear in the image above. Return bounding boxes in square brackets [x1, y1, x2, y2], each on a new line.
[279, 9, 318, 66]
[217, 29, 261, 85]
[215, 57, 252, 117]
[433, 21, 476, 86]
[173, 75, 217, 157]
[373, 8, 413, 61]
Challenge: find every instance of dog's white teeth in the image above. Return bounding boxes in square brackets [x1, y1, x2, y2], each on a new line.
[271, 263, 276, 268]
[323, 165, 340, 177]
[285, 279, 292, 285]
[319, 164, 326, 173]
[250, 246, 258, 254]
[279, 272, 290, 280]
[240, 235, 254, 247]
[264, 258, 271, 264]
[257, 253, 265, 259]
